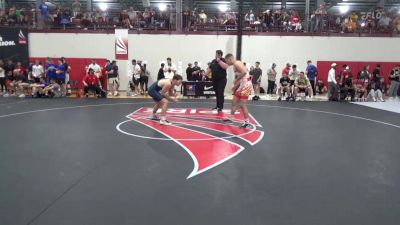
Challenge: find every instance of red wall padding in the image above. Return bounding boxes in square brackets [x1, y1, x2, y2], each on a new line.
[30, 57, 108, 89]
[317, 61, 399, 86]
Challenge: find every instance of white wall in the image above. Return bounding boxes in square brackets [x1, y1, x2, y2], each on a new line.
[29, 33, 400, 90]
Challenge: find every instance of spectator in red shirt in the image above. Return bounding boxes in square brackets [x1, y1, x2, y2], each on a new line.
[83, 68, 104, 97]
[290, 11, 302, 31]
[354, 78, 367, 101]
[282, 63, 291, 77]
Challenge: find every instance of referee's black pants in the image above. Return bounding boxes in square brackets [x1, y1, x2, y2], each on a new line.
[213, 77, 227, 110]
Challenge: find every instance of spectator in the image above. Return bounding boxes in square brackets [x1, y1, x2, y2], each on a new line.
[83, 68, 103, 97]
[290, 11, 302, 31]
[44, 78, 62, 97]
[0, 60, 5, 95]
[157, 63, 165, 80]
[367, 76, 385, 102]
[316, 79, 327, 94]
[328, 63, 338, 101]
[294, 71, 312, 100]
[278, 72, 291, 101]
[56, 59, 66, 84]
[72, 0, 81, 18]
[192, 61, 201, 81]
[252, 61, 262, 100]
[354, 78, 367, 101]
[306, 60, 317, 96]
[394, 15, 400, 33]
[338, 64, 347, 85]
[106, 60, 119, 96]
[140, 64, 149, 94]
[263, 10, 273, 31]
[12, 63, 29, 98]
[87, 59, 101, 77]
[372, 64, 381, 83]
[31, 76, 48, 98]
[314, 3, 327, 32]
[340, 66, 355, 101]
[378, 13, 391, 31]
[0, 59, 7, 95]
[282, 63, 291, 77]
[120, 10, 133, 29]
[129, 59, 142, 96]
[266, 63, 277, 95]
[61, 57, 71, 89]
[45, 58, 57, 82]
[199, 10, 207, 24]
[186, 63, 193, 81]
[31, 60, 44, 83]
[387, 65, 399, 100]
[38, 0, 50, 29]
[3, 60, 15, 96]
[289, 64, 300, 97]
[359, 65, 371, 81]
[163, 57, 176, 79]
[56, 59, 66, 95]
[245, 10, 255, 25]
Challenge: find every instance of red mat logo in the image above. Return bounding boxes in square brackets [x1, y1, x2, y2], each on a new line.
[117, 108, 264, 179]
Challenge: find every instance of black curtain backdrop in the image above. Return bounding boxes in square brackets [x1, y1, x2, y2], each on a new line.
[0, 27, 29, 66]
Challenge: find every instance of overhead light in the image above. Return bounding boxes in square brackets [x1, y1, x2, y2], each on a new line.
[158, 3, 167, 11]
[339, 5, 349, 14]
[361, 22, 366, 27]
[99, 3, 108, 11]
[218, 4, 228, 12]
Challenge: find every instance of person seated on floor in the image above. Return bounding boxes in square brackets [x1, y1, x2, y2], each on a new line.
[316, 79, 327, 94]
[340, 66, 355, 101]
[30, 77, 48, 98]
[278, 72, 291, 101]
[13, 70, 30, 98]
[354, 78, 367, 101]
[294, 71, 312, 101]
[44, 79, 62, 98]
[83, 68, 105, 98]
[367, 77, 385, 102]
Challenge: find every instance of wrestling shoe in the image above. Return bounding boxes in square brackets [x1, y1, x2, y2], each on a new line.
[159, 120, 172, 125]
[150, 114, 160, 120]
[239, 122, 252, 129]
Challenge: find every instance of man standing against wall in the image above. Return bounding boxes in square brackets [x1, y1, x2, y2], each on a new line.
[328, 63, 338, 101]
[87, 60, 101, 77]
[252, 61, 262, 100]
[192, 61, 201, 81]
[306, 60, 317, 96]
[206, 50, 229, 112]
[163, 57, 176, 79]
[106, 60, 119, 96]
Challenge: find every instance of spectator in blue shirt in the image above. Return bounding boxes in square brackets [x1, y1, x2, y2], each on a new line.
[45, 58, 57, 82]
[56, 59, 66, 96]
[56, 59, 66, 83]
[38, 0, 49, 17]
[306, 60, 318, 96]
[38, 0, 50, 29]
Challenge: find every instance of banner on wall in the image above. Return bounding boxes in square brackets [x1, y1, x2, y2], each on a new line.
[0, 27, 29, 65]
[115, 29, 128, 60]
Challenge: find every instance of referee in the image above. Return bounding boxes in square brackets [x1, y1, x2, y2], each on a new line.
[206, 50, 229, 112]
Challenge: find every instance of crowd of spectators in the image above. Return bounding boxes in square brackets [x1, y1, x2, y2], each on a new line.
[1, 56, 400, 101]
[1, 0, 400, 33]
[0, 58, 67, 98]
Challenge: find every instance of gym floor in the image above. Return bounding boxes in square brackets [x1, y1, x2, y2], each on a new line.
[1, 98, 399, 225]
